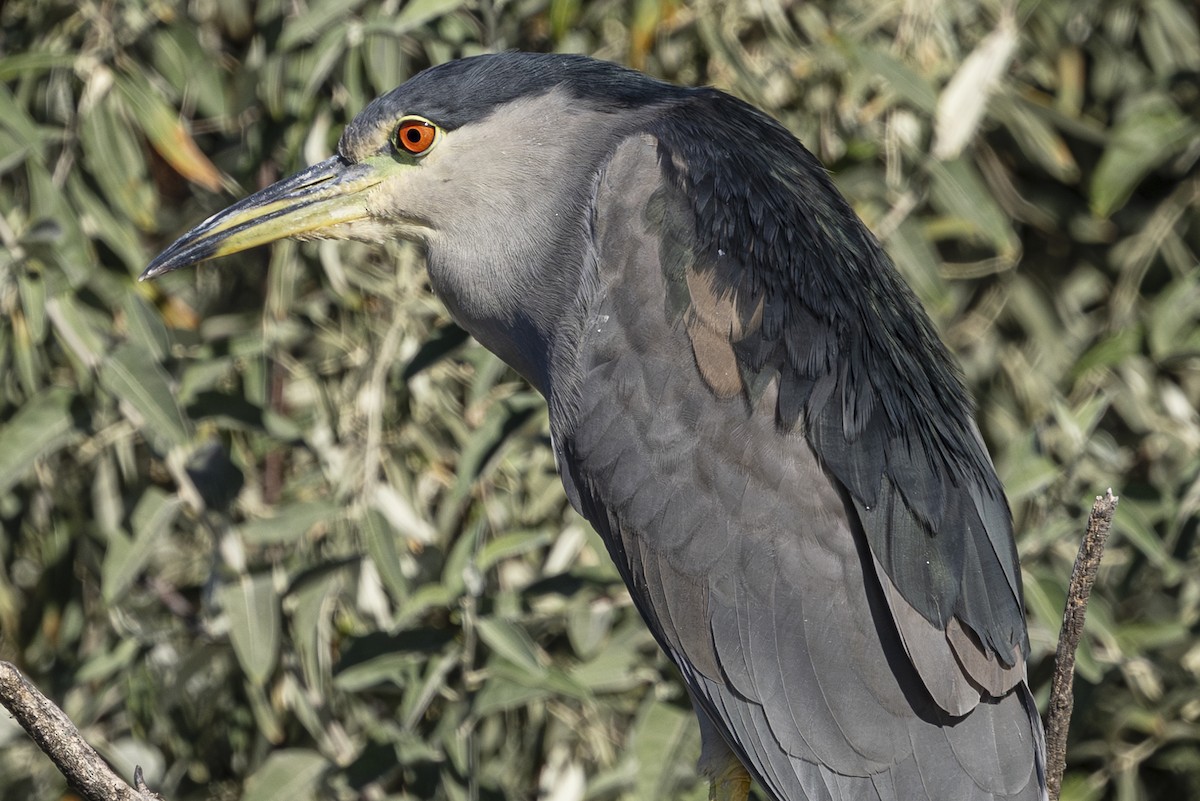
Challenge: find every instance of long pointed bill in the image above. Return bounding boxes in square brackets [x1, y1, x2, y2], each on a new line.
[141, 155, 384, 280]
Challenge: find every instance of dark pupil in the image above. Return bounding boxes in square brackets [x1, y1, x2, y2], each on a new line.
[405, 127, 422, 143]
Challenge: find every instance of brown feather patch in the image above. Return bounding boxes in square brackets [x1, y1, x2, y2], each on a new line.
[686, 266, 737, 333]
[686, 318, 742, 398]
[684, 267, 745, 398]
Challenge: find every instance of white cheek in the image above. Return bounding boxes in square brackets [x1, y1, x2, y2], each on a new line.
[342, 218, 418, 243]
[355, 178, 439, 242]
[293, 218, 422, 245]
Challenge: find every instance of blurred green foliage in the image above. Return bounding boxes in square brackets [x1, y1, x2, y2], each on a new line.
[1, 1, 1198, 800]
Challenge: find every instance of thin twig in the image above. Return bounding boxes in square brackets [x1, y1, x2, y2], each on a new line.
[0, 661, 162, 801]
[1045, 489, 1118, 801]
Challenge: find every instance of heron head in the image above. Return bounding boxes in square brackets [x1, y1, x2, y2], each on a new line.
[143, 53, 682, 387]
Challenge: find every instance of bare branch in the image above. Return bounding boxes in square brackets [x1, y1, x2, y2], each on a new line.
[0, 661, 163, 801]
[1045, 489, 1118, 801]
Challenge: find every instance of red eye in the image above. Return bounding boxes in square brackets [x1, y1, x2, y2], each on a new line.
[395, 119, 437, 155]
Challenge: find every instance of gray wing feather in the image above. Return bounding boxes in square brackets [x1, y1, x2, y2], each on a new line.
[554, 135, 1044, 801]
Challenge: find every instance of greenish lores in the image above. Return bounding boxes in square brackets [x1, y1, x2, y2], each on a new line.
[146, 52, 1047, 801]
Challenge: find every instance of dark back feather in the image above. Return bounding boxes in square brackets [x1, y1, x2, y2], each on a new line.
[645, 89, 1029, 666]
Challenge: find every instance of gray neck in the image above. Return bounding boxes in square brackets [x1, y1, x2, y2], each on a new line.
[420, 91, 665, 401]
[429, 223, 599, 399]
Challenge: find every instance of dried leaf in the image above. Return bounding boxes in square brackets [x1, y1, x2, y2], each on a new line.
[933, 14, 1018, 160]
[117, 72, 228, 193]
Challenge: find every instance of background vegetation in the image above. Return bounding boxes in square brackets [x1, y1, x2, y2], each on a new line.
[1, 1, 1197, 799]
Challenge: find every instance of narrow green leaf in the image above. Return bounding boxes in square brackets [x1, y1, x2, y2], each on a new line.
[16, 274, 47, 342]
[1058, 772, 1105, 801]
[278, 0, 362, 50]
[240, 749, 328, 801]
[12, 309, 45, 396]
[102, 487, 183, 603]
[1142, 0, 1200, 78]
[631, 699, 700, 801]
[1114, 500, 1181, 584]
[927, 158, 1020, 259]
[221, 573, 281, 685]
[131, 485, 185, 539]
[436, 400, 538, 534]
[76, 639, 141, 683]
[1071, 329, 1141, 378]
[362, 508, 409, 602]
[471, 677, 549, 718]
[476, 618, 546, 676]
[492, 661, 591, 699]
[66, 173, 146, 273]
[117, 71, 227, 193]
[994, 95, 1081, 183]
[149, 27, 229, 120]
[363, 30, 406, 95]
[1001, 454, 1060, 501]
[475, 531, 552, 573]
[0, 83, 46, 157]
[391, 0, 468, 34]
[121, 291, 172, 362]
[567, 598, 614, 660]
[301, 30, 352, 100]
[1147, 274, 1200, 362]
[289, 566, 347, 694]
[78, 87, 155, 231]
[99, 343, 191, 451]
[0, 52, 76, 82]
[0, 128, 28, 174]
[27, 155, 91, 285]
[1091, 94, 1197, 217]
[239, 501, 340, 545]
[393, 583, 461, 630]
[47, 294, 109, 369]
[887, 217, 951, 316]
[334, 652, 423, 692]
[850, 47, 938, 112]
[0, 388, 76, 495]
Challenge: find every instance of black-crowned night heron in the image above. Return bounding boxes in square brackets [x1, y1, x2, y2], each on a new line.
[145, 52, 1047, 801]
